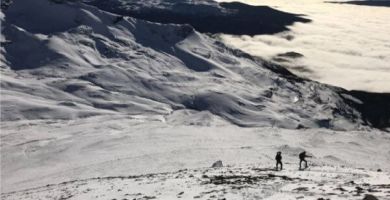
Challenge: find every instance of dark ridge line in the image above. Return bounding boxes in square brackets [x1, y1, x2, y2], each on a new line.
[86, 1, 311, 36]
[326, 1, 390, 7]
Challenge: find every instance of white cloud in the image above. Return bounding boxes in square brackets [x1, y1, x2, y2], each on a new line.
[216, 0, 390, 92]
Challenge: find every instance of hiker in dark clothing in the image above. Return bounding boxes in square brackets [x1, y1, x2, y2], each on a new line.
[299, 151, 312, 170]
[275, 151, 283, 171]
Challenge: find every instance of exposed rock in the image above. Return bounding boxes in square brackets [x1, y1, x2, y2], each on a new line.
[363, 194, 379, 200]
[276, 51, 304, 59]
[211, 160, 223, 168]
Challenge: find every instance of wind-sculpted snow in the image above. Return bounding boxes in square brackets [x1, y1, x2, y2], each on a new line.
[0, 0, 389, 129]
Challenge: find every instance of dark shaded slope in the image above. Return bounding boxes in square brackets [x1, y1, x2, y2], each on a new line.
[86, 1, 310, 35]
[346, 91, 390, 129]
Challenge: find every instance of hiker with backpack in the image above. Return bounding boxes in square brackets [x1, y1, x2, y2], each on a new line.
[275, 151, 283, 171]
[299, 151, 312, 170]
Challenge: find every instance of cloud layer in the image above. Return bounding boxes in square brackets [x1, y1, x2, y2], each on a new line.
[216, 0, 390, 92]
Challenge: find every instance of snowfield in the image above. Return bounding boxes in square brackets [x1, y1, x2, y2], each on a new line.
[1, 116, 390, 199]
[2, 166, 390, 200]
[1, 0, 390, 199]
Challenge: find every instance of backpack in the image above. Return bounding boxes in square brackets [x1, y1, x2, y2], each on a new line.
[299, 152, 305, 160]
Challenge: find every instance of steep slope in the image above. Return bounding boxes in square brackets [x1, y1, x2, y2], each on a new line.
[0, 0, 389, 130]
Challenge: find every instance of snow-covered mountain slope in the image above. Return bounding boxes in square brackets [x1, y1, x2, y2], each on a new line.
[1, 0, 389, 130]
[85, 0, 311, 35]
[1, 1, 390, 197]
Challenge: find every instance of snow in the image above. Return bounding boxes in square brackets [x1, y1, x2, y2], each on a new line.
[1, 116, 390, 197]
[3, 166, 389, 199]
[2, 0, 381, 129]
[1, 0, 390, 199]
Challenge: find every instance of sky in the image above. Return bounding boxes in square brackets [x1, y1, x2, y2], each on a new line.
[215, 0, 390, 92]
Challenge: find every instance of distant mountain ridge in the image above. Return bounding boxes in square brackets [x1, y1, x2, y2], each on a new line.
[85, 0, 311, 35]
[326, 0, 390, 7]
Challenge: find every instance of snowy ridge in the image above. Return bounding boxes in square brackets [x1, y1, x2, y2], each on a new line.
[2, 0, 389, 130]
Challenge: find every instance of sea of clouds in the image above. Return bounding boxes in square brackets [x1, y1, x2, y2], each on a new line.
[216, 0, 390, 92]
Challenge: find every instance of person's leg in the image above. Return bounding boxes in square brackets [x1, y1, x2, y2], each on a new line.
[299, 160, 302, 169]
[304, 160, 308, 168]
[277, 161, 282, 170]
[276, 161, 278, 170]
